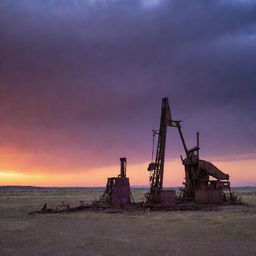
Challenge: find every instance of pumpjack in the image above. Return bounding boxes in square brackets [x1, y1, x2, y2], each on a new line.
[146, 97, 233, 206]
[30, 97, 240, 216]
[181, 143, 232, 204]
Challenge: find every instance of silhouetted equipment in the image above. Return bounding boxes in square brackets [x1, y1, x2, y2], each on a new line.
[146, 97, 232, 206]
[146, 98, 177, 206]
[181, 145, 231, 203]
[30, 97, 241, 215]
[100, 158, 131, 208]
[119, 157, 127, 178]
[175, 117, 231, 203]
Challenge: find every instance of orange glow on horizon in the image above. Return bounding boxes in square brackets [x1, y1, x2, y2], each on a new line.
[0, 157, 255, 187]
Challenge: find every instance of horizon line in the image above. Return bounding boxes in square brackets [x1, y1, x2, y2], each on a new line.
[1, 185, 255, 188]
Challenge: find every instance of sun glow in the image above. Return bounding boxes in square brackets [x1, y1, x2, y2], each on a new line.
[0, 156, 255, 187]
[0, 171, 44, 186]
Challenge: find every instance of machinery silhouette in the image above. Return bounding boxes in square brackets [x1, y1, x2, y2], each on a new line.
[145, 98, 234, 207]
[30, 97, 240, 214]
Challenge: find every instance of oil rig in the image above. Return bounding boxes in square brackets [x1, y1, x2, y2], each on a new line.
[145, 98, 234, 208]
[30, 97, 239, 214]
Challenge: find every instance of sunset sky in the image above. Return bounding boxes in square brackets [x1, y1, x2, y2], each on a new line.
[1, 0, 255, 187]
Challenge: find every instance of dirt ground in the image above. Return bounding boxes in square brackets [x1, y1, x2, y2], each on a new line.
[0, 187, 256, 256]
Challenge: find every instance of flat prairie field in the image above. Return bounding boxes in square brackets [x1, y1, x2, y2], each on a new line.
[0, 187, 256, 256]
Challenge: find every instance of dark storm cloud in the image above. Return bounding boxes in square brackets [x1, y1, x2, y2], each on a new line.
[0, 0, 255, 171]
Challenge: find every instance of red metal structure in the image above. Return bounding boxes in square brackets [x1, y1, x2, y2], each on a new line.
[146, 97, 232, 206]
[100, 158, 131, 208]
[30, 97, 239, 215]
[181, 146, 231, 203]
[146, 98, 177, 206]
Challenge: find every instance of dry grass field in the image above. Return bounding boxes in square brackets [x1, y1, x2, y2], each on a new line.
[0, 187, 256, 256]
